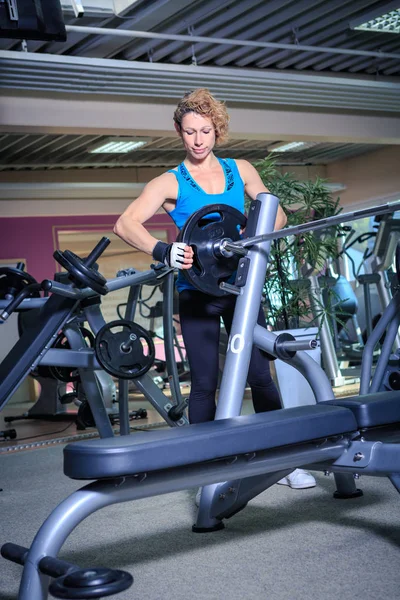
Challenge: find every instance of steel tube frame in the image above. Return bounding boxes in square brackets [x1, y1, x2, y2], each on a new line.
[65, 25, 400, 62]
[195, 192, 358, 528]
[17, 436, 350, 600]
[224, 200, 400, 252]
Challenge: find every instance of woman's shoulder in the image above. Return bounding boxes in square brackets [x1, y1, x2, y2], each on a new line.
[222, 157, 250, 171]
[144, 170, 179, 197]
[232, 158, 251, 170]
[232, 159, 256, 179]
[221, 158, 250, 184]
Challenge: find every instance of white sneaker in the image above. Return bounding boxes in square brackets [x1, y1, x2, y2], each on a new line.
[195, 488, 202, 507]
[277, 469, 316, 489]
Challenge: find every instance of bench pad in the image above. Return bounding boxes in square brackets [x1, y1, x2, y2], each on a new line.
[64, 405, 357, 480]
[325, 390, 400, 428]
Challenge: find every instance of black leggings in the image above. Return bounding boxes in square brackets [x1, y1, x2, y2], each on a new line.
[179, 289, 282, 424]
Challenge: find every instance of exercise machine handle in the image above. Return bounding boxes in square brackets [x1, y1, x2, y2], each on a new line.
[0, 282, 43, 322]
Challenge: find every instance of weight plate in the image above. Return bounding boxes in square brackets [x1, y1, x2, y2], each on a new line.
[49, 567, 133, 599]
[177, 204, 247, 296]
[53, 249, 108, 295]
[64, 250, 107, 287]
[48, 327, 95, 383]
[0, 267, 38, 300]
[94, 320, 155, 379]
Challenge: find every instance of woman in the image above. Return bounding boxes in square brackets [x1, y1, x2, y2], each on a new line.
[114, 88, 315, 490]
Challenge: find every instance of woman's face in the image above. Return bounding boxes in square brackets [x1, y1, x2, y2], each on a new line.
[177, 112, 216, 160]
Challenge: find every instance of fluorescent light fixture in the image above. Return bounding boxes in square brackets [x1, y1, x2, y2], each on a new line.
[62, 0, 141, 16]
[62, 1, 115, 16]
[113, 0, 141, 16]
[267, 141, 318, 153]
[354, 9, 400, 34]
[350, 3, 400, 34]
[90, 138, 148, 154]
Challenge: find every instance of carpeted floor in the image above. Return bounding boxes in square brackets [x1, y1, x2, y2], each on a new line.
[1, 445, 400, 600]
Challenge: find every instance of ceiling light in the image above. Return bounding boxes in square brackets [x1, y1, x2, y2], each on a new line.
[62, 0, 141, 16]
[90, 138, 148, 154]
[350, 4, 400, 35]
[113, 0, 141, 16]
[267, 141, 317, 153]
[61, 1, 115, 16]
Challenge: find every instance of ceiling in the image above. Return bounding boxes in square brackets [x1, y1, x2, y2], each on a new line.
[0, 0, 399, 171]
[0, 132, 384, 171]
[2, 0, 399, 75]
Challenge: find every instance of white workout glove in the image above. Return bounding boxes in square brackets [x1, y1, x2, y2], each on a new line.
[152, 241, 188, 269]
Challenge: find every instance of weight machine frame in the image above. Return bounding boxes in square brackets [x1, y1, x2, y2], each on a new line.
[0, 265, 189, 438]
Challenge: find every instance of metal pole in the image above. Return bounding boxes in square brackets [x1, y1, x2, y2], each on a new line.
[65, 25, 400, 61]
[224, 200, 400, 252]
[308, 274, 345, 388]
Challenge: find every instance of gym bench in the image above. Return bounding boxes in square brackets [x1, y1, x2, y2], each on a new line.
[2, 392, 400, 599]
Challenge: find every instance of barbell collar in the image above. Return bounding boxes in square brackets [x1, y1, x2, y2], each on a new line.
[219, 239, 248, 257]
[219, 282, 242, 295]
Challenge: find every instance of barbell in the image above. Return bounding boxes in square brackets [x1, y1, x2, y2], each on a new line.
[177, 199, 400, 296]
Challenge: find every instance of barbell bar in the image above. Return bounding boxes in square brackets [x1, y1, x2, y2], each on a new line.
[221, 197, 400, 256]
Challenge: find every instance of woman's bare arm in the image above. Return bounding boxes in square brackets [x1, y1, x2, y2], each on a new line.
[114, 173, 176, 255]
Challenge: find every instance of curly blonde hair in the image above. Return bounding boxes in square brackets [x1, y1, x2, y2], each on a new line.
[173, 88, 229, 145]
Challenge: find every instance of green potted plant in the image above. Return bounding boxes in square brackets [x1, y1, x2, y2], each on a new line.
[253, 155, 342, 331]
[252, 155, 343, 405]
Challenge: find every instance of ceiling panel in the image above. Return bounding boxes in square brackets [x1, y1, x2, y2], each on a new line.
[0, 133, 383, 171]
[1, 1, 399, 74]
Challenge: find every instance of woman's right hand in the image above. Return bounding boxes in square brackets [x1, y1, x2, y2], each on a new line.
[168, 243, 194, 270]
[152, 241, 193, 269]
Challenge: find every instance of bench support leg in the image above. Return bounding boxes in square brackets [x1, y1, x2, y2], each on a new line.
[333, 473, 363, 499]
[18, 486, 119, 600]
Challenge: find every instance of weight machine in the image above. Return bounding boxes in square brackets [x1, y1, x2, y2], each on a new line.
[0, 240, 188, 441]
[3, 195, 400, 599]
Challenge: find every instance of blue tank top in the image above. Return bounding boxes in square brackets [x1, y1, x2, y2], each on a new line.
[167, 157, 245, 292]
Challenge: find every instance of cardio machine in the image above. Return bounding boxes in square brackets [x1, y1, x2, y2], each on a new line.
[2, 194, 400, 600]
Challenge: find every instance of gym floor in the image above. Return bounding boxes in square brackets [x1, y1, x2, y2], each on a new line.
[0, 379, 360, 454]
[0, 387, 169, 453]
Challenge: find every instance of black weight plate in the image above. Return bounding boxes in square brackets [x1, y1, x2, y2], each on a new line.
[0, 267, 38, 300]
[177, 204, 247, 296]
[94, 320, 155, 379]
[48, 327, 95, 383]
[53, 250, 107, 295]
[396, 241, 400, 286]
[48, 334, 80, 383]
[63, 251, 107, 287]
[49, 568, 133, 599]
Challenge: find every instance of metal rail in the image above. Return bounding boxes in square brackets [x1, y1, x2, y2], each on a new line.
[223, 199, 400, 254]
[65, 25, 400, 61]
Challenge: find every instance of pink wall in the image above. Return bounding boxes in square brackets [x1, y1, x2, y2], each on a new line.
[0, 214, 176, 282]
